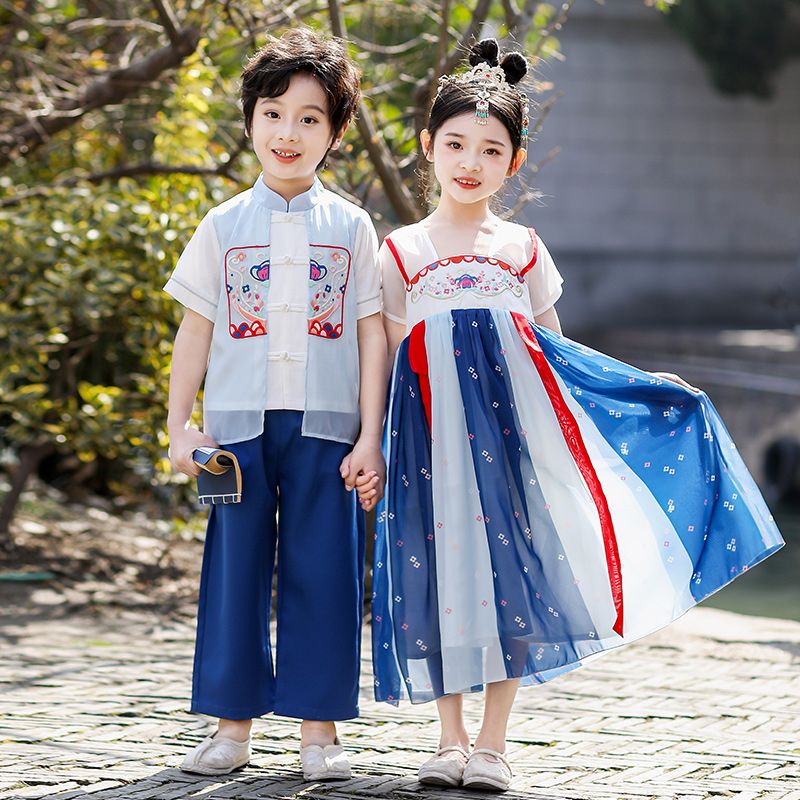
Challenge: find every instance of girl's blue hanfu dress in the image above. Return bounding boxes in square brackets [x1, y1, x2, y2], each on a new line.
[372, 221, 784, 705]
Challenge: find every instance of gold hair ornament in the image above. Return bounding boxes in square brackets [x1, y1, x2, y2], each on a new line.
[437, 62, 530, 147]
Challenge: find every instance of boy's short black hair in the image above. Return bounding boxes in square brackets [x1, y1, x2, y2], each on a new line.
[241, 28, 361, 145]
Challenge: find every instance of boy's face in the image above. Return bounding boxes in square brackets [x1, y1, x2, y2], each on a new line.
[250, 72, 341, 199]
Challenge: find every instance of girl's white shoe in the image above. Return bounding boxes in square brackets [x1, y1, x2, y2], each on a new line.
[417, 744, 470, 787]
[300, 737, 351, 781]
[180, 731, 251, 775]
[462, 747, 513, 792]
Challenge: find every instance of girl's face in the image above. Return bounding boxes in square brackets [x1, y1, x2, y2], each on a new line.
[421, 111, 526, 206]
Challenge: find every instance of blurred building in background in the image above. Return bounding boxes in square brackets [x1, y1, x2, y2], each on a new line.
[521, 0, 800, 332]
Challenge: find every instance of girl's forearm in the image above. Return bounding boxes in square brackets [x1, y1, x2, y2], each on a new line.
[385, 318, 406, 375]
[534, 305, 562, 335]
[168, 310, 214, 432]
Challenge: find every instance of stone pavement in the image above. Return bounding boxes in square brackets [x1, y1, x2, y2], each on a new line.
[1, 607, 799, 800]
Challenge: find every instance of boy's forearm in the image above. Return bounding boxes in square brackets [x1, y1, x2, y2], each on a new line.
[168, 310, 214, 431]
[357, 313, 388, 442]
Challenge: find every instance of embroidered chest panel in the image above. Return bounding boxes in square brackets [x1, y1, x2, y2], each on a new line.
[308, 244, 351, 339]
[225, 244, 351, 340]
[409, 255, 526, 305]
[226, 245, 271, 338]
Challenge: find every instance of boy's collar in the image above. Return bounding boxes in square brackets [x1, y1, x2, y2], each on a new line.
[252, 174, 323, 212]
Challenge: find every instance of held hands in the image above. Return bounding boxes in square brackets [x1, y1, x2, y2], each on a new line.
[168, 424, 218, 477]
[340, 437, 386, 513]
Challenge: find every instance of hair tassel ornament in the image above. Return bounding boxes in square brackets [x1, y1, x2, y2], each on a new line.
[476, 89, 490, 125]
[521, 101, 530, 147]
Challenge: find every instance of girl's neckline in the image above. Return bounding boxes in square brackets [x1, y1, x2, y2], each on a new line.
[418, 219, 503, 264]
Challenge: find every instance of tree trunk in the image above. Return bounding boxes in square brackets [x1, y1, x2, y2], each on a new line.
[0, 443, 54, 550]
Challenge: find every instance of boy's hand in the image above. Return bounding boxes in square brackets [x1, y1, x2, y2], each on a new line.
[650, 371, 701, 393]
[340, 437, 385, 511]
[168, 425, 218, 477]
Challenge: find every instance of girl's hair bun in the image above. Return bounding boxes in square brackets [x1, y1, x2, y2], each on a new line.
[468, 38, 500, 67]
[500, 51, 528, 86]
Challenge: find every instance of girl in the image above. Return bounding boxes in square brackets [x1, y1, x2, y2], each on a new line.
[366, 39, 784, 792]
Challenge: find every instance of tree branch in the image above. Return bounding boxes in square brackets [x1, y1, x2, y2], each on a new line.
[500, 0, 520, 30]
[437, 0, 452, 76]
[440, 0, 492, 75]
[508, 0, 576, 56]
[327, 0, 420, 224]
[500, 146, 560, 220]
[348, 31, 437, 56]
[409, 0, 494, 208]
[0, 22, 201, 168]
[0, 159, 243, 209]
[65, 18, 164, 34]
[529, 91, 561, 139]
[151, 0, 183, 48]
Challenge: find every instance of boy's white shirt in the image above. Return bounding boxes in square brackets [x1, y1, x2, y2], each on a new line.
[380, 219, 563, 331]
[165, 176, 381, 413]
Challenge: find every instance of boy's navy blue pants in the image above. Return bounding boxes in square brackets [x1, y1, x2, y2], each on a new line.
[191, 410, 364, 721]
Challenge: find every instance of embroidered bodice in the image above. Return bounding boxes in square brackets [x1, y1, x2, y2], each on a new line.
[380, 221, 563, 332]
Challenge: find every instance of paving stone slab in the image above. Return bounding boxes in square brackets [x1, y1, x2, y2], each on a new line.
[1, 607, 799, 799]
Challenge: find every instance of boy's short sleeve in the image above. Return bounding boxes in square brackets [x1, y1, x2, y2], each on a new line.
[352, 213, 382, 320]
[163, 213, 221, 322]
[526, 234, 564, 317]
[379, 239, 407, 326]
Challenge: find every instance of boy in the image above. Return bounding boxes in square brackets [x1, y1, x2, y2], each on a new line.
[165, 28, 386, 780]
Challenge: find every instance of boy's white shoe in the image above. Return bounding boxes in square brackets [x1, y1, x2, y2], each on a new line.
[180, 731, 251, 775]
[300, 737, 351, 781]
[417, 744, 469, 787]
[462, 747, 512, 792]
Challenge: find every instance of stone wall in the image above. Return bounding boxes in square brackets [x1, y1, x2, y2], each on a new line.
[517, 1, 800, 332]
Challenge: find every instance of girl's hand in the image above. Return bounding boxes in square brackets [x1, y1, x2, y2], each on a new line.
[650, 371, 701, 393]
[340, 437, 386, 510]
[168, 425, 218, 477]
[340, 438, 385, 489]
[355, 471, 382, 512]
